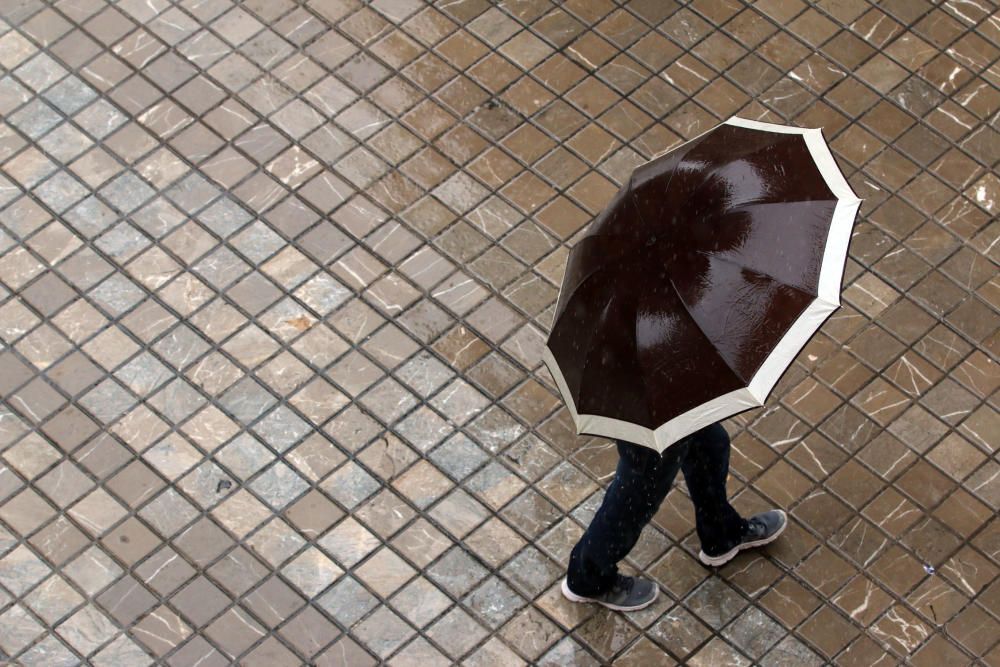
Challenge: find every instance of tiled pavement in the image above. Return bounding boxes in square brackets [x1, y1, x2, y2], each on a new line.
[0, 0, 997, 664]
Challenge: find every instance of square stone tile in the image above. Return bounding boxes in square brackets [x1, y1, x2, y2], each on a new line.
[685, 578, 750, 631]
[534, 582, 597, 633]
[278, 606, 339, 659]
[173, 518, 235, 569]
[0, 605, 46, 657]
[648, 548, 710, 600]
[63, 547, 124, 596]
[172, 575, 231, 629]
[285, 489, 345, 539]
[314, 635, 375, 667]
[355, 488, 416, 539]
[242, 577, 306, 629]
[133, 546, 194, 598]
[390, 636, 451, 667]
[356, 433, 418, 481]
[426, 606, 489, 659]
[500, 546, 562, 599]
[464, 575, 526, 629]
[67, 489, 128, 537]
[244, 518, 306, 567]
[359, 377, 419, 425]
[502, 435, 562, 482]
[57, 604, 119, 656]
[205, 546, 268, 598]
[500, 606, 562, 662]
[428, 488, 489, 539]
[318, 517, 380, 569]
[356, 546, 416, 598]
[463, 517, 526, 570]
[465, 405, 526, 455]
[426, 546, 488, 598]
[353, 605, 414, 659]
[464, 460, 526, 510]
[203, 607, 265, 660]
[392, 459, 453, 509]
[537, 461, 598, 511]
[721, 606, 786, 660]
[282, 546, 344, 598]
[248, 461, 309, 510]
[242, 636, 301, 667]
[1, 487, 58, 535]
[389, 518, 451, 572]
[25, 575, 85, 625]
[389, 575, 451, 629]
[426, 396, 491, 455]
[500, 489, 563, 540]
[320, 461, 380, 510]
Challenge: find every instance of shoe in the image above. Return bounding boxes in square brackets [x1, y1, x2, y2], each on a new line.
[698, 509, 787, 567]
[560, 574, 659, 612]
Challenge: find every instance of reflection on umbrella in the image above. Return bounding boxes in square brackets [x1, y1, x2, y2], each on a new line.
[544, 117, 862, 453]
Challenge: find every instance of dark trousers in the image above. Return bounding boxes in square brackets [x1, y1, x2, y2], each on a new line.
[567, 423, 746, 596]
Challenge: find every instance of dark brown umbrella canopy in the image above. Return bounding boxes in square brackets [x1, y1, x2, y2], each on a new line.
[546, 120, 859, 449]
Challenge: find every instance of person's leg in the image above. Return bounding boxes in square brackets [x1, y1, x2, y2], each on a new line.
[679, 423, 748, 556]
[566, 438, 688, 596]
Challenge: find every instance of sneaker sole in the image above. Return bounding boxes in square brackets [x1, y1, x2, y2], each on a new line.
[698, 510, 788, 567]
[560, 577, 659, 612]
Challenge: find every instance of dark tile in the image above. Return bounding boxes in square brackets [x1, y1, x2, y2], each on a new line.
[799, 605, 859, 658]
[243, 577, 305, 629]
[172, 575, 232, 628]
[204, 607, 267, 660]
[279, 606, 339, 659]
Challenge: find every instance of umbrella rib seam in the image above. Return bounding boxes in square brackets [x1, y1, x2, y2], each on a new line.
[624, 171, 666, 426]
[549, 249, 631, 331]
[663, 274, 752, 387]
[694, 251, 820, 299]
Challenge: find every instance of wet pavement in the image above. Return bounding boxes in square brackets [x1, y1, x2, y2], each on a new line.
[0, 0, 997, 665]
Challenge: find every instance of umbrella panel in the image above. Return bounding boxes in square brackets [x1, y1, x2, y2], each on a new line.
[550, 251, 815, 428]
[664, 251, 816, 381]
[631, 128, 835, 257]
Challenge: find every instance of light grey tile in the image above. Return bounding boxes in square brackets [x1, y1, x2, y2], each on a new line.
[317, 576, 379, 626]
[320, 461, 379, 510]
[249, 461, 309, 510]
[0, 604, 46, 656]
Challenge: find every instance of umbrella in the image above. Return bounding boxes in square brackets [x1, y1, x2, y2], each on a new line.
[543, 116, 861, 453]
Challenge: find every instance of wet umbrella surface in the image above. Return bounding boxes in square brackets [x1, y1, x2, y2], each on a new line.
[545, 117, 862, 453]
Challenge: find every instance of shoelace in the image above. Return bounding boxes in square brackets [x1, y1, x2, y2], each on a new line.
[745, 518, 768, 539]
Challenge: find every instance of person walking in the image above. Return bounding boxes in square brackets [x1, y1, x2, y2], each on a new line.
[545, 119, 859, 613]
[561, 422, 786, 611]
